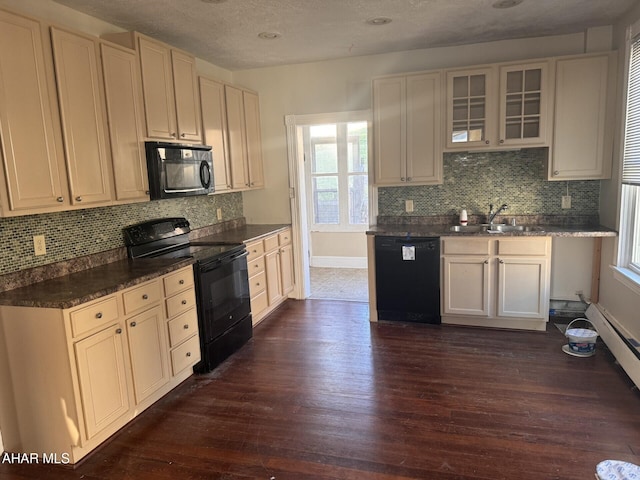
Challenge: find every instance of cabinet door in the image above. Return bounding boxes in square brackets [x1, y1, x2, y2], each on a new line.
[373, 76, 406, 185]
[74, 323, 131, 439]
[406, 72, 442, 184]
[126, 306, 170, 404]
[50, 27, 112, 206]
[550, 54, 613, 180]
[442, 256, 490, 316]
[171, 50, 201, 143]
[138, 36, 177, 140]
[200, 77, 231, 192]
[100, 42, 148, 201]
[225, 85, 249, 189]
[0, 10, 68, 212]
[499, 62, 548, 147]
[265, 249, 284, 306]
[279, 243, 294, 296]
[446, 68, 494, 148]
[497, 257, 548, 319]
[243, 90, 264, 189]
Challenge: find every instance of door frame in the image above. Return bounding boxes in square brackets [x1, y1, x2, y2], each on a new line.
[284, 110, 376, 299]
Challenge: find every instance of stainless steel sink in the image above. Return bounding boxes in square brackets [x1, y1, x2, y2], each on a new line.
[449, 224, 489, 233]
[449, 224, 543, 233]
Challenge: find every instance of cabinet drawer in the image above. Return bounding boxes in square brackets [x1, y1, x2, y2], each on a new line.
[497, 238, 549, 256]
[246, 240, 264, 261]
[442, 238, 491, 255]
[167, 307, 198, 347]
[247, 255, 265, 277]
[263, 234, 279, 252]
[171, 334, 200, 375]
[278, 229, 292, 246]
[166, 288, 196, 318]
[123, 279, 161, 315]
[249, 270, 266, 296]
[251, 289, 268, 317]
[70, 296, 119, 338]
[163, 267, 194, 297]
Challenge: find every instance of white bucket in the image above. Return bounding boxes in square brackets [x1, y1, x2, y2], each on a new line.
[596, 459, 640, 479]
[564, 318, 598, 356]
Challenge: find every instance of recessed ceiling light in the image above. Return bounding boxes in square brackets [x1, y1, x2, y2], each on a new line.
[366, 17, 392, 26]
[492, 0, 524, 8]
[258, 32, 282, 40]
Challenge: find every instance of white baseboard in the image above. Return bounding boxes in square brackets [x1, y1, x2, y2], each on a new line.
[310, 256, 367, 269]
[586, 303, 640, 389]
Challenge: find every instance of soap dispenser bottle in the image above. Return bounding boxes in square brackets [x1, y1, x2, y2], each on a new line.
[460, 209, 468, 226]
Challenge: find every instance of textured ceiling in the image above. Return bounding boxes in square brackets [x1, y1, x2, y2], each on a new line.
[53, 0, 638, 70]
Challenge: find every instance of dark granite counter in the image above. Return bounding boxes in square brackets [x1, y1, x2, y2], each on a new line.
[367, 224, 617, 238]
[0, 257, 194, 309]
[193, 224, 290, 244]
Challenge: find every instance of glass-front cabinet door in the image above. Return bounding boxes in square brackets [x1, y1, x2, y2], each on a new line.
[446, 68, 494, 149]
[499, 62, 548, 146]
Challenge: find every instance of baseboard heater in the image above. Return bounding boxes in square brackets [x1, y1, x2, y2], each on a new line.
[586, 303, 640, 389]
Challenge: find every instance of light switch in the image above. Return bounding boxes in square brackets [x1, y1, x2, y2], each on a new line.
[405, 200, 414, 213]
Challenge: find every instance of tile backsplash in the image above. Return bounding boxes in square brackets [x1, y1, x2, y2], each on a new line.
[0, 193, 242, 276]
[378, 148, 600, 217]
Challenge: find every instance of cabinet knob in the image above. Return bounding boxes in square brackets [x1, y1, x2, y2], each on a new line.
[246, 183, 250, 187]
[145, 190, 150, 195]
[142, 294, 148, 300]
[400, 177, 405, 181]
[183, 324, 189, 329]
[75, 196, 82, 202]
[130, 321, 137, 327]
[499, 259, 505, 264]
[499, 139, 504, 144]
[485, 140, 490, 145]
[95, 312, 103, 319]
[484, 260, 489, 264]
[116, 328, 122, 334]
[171, 132, 177, 138]
[180, 133, 186, 138]
[181, 299, 187, 305]
[250, 182, 255, 186]
[179, 279, 185, 285]
[186, 352, 191, 357]
[407, 177, 412, 181]
[56, 196, 64, 202]
[553, 170, 559, 176]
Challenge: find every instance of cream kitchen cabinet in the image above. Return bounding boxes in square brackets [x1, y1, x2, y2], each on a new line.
[0, 266, 199, 464]
[103, 32, 202, 143]
[441, 237, 550, 331]
[0, 9, 69, 215]
[199, 76, 232, 192]
[100, 42, 149, 202]
[246, 228, 294, 325]
[548, 53, 616, 180]
[373, 72, 443, 185]
[225, 85, 265, 190]
[446, 61, 550, 150]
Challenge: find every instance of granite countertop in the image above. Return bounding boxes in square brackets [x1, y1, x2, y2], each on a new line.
[0, 257, 194, 309]
[367, 224, 617, 238]
[193, 224, 291, 244]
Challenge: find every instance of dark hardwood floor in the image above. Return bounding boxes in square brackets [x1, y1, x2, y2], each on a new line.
[1, 299, 639, 479]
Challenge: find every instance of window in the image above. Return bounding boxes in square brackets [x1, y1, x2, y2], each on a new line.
[304, 121, 368, 231]
[618, 26, 640, 282]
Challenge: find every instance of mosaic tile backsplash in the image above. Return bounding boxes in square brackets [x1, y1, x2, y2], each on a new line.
[0, 193, 243, 276]
[378, 149, 600, 217]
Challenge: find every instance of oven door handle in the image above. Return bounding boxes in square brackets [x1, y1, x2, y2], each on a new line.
[199, 250, 248, 272]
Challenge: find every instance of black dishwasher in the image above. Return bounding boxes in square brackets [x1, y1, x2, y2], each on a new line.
[375, 236, 440, 324]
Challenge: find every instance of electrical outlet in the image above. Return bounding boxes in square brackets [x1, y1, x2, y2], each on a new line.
[216, 208, 222, 221]
[561, 195, 571, 209]
[33, 235, 46, 256]
[405, 200, 414, 213]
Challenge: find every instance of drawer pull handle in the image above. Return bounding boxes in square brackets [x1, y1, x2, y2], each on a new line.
[179, 279, 185, 285]
[96, 312, 103, 319]
[142, 294, 148, 300]
[181, 299, 187, 305]
[56, 196, 64, 202]
[186, 352, 191, 357]
[256, 282, 260, 286]
[75, 196, 82, 202]
[116, 328, 122, 334]
[130, 321, 137, 327]
[183, 324, 189, 329]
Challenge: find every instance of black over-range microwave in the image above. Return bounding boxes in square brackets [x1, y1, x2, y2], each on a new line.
[145, 141, 214, 200]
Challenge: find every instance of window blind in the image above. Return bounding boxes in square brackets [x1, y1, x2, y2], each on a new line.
[623, 35, 640, 185]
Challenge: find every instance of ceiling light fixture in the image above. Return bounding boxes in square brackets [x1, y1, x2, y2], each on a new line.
[492, 0, 524, 8]
[258, 32, 282, 40]
[366, 17, 392, 26]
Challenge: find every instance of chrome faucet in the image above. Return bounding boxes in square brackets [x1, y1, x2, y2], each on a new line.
[488, 203, 508, 224]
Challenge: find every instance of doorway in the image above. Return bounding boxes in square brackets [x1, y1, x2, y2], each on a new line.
[284, 111, 374, 302]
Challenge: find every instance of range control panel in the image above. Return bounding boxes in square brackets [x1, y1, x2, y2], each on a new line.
[123, 217, 191, 246]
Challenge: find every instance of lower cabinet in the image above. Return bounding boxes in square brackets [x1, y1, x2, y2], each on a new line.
[246, 227, 294, 325]
[0, 266, 199, 463]
[441, 237, 551, 331]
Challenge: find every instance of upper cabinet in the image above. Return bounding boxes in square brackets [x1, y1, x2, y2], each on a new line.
[445, 61, 550, 150]
[548, 53, 616, 180]
[0, 9, 69, 214]
[103, 32, 202, 143]
[225, 85, 265, 190]
[373, 72, 442, 186]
